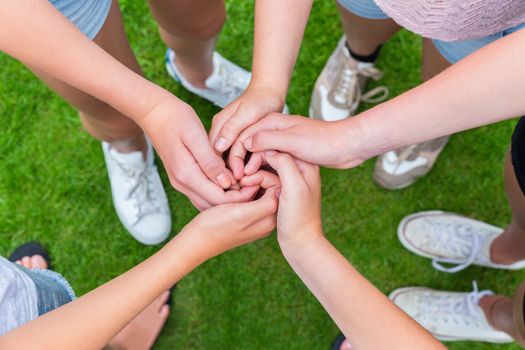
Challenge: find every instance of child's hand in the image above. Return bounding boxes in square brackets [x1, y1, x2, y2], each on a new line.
[209, 84, 285, 180]
[262, 151, 323, 248]
[185, 185, 278, 257]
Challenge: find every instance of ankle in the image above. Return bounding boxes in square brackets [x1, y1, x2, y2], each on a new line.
[480, 295, 517, 336]
[173, 56, 212, 88]
[345, 40, 381, 63]
[490, 230, 525, 265]
[110, 134, 148, 160]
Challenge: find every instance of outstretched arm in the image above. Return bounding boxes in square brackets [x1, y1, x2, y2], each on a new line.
[0, 189, 277, 349]
[209, 0, 313, 178]
[0, 0, 259, 208]
[255, 152, 444, 349]
[240, 27, 525, 169]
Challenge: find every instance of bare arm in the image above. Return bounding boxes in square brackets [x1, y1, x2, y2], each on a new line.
[0, 0, 171, 121]
[258, 152, 444, 349]
[0, 0, 254, 208]
[241, 27, 525, 169]
[209, 0, 313, 163]
[350, 26, 525, 160]
[282, 237, 444, 350]
[0, 189, 277, 349]
[250, 0, 313, 98]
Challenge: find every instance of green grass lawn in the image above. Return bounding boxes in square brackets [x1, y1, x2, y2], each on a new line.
[1, 1, 524, 349]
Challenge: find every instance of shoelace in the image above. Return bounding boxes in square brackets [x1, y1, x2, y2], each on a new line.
[425, 219, 488, 273]
[333, 64, 388, 111]
[216, 61, 246, 102]
[391, 143, 423, 164]
[112, 155, 162, 224]
[419, 281, 493, 326]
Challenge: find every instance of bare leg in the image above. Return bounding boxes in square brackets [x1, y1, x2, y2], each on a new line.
[16, 253, 170, 350]
[27, 0, 147, 157]
[480, 296, 518, 338]
[490, 152, 525, 264]
[336, 2, 401, 56]
[147, 0, 226, 87]
[475, 151, 525, 341]
[422, 39, 451, 82]
[106, 291, 171, 350]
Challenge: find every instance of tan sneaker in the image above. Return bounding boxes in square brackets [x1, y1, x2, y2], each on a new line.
[373, 136, 450, 190]
[309, 36, 388, 121]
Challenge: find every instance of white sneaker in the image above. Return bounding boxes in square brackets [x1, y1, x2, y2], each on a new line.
[165, 49, 289, 113]
[398, 211, 525, 273]
[390, 282, 513, 343]
[102, 141, 171, 245]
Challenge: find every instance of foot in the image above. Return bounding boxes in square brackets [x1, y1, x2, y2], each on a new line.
[309, 36, 388, 122]
[15, 255, 48, 270]
[397, 211, 525, 273]
[108, 291, 171, 350]
[102, 139, 171, 245]
[166, 49, 250, 108]
[390, 282, 513, 343]
[373, 136, 449, 190]
[165, 49, 289, 112]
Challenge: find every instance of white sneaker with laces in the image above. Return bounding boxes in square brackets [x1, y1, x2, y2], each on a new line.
[102, 141, 171, 245]
[398, 211, 525, 273]
[165, 49, 289, 112]
[390, 282, 513, 343]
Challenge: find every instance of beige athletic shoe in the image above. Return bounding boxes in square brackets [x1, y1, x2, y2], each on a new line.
[309, 36, 388, 122]
[373, 136, 450, 190]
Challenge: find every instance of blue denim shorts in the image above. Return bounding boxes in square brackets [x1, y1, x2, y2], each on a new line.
[16, 266, 76, 315]
[338, 0, 525, 64]
[50, 0, 111, 40]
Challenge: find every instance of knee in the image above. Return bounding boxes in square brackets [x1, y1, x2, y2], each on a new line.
[160, 11, 226, 41]
[79, 111, 143, 142]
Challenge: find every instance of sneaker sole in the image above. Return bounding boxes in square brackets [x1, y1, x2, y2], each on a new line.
[372, 172, 418, 190]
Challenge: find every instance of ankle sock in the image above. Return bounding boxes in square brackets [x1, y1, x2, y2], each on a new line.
[345, 41, 381, 63]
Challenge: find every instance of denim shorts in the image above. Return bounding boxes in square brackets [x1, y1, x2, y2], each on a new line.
[50, 0, 111, 40]
[0, 257, 75, 335]
[338, 0, 525, 64]
[16, 265, 76, 315]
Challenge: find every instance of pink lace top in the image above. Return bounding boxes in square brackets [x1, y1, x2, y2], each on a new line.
[373, 0, 525, 41]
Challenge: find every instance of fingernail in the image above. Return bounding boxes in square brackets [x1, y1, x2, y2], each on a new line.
[243, 137, 253, 150]
[215, 137, 227, 151]
[216, 173, 230, 188]
[265, 150, 276, 157]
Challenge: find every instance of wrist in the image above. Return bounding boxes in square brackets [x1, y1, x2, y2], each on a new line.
[278, 229, 325, 260]
[133, 92, 191, 131]
[247, 79, 287, 107]
[338, 109, 388, 167]
[164, 226, 217, 267]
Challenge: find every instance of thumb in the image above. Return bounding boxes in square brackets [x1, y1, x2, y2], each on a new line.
[214, 102, 266, 152]
[183, 129, 231, 189]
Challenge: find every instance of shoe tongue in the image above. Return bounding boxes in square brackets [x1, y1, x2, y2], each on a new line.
[110, 148, 145, 166]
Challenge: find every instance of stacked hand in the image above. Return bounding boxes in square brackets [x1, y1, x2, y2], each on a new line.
[138, 89, 357, 254]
